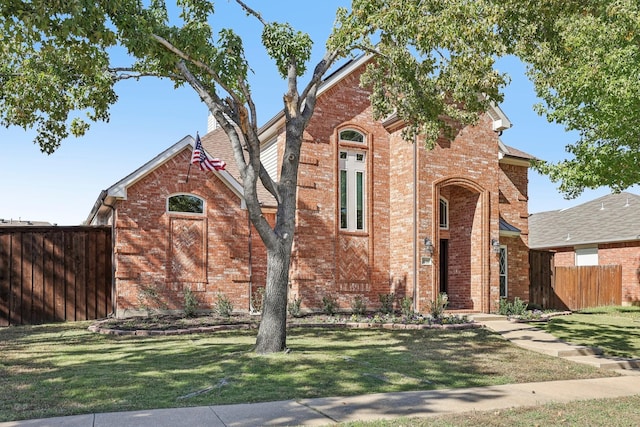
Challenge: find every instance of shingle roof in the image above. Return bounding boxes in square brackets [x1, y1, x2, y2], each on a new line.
[499, 217, 521, 235]
[529, 192, 640, 249]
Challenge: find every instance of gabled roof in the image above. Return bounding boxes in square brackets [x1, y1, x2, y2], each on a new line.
[85, 135, 244, 224]
[529, 192, 640, 249]
[259, 54, 514, 143]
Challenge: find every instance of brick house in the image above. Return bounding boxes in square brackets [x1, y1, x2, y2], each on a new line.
[88, 56, 533, 317]
[529, 192, 640, 305]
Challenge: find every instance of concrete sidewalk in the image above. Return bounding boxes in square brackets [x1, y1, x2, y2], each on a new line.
[3, 316, 639, 427]
[2, 376, 639, 427]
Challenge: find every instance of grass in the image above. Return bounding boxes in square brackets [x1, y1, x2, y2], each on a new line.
[544, 306, 640, 358]
[0, 322, 614, 422]
[342, 395, 640, 426]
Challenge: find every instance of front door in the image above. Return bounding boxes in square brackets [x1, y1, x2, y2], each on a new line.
[439, 239, 448, 294]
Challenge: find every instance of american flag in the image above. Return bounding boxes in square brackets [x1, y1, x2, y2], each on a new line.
[191, 134, 226, 171]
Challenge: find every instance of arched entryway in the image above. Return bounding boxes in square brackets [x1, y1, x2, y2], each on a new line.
[432, 178, 490, 312]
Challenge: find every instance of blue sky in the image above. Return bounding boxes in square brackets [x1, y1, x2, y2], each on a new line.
[1, 1, 635, 225]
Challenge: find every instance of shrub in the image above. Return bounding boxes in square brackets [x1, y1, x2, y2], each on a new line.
[379, 293, 395, 314]
[429, 292, 448, 319]
[400, 296, 414, 317]
[351, 295, 367, 315]
[183, 288, 199, 318]
[137, 285, 168, 313]
[288, 295, 303, 318]
[215, 293, 234, 318]
[498, 297, 528, 317]
[322, 294, 338, 316]
[251, 287, 265, 313]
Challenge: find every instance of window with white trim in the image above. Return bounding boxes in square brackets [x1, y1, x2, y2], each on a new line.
[439, 197, 449, 229]
[499, 246, 508, 298]
[339, 150, 366, 231]
[167, 194, 204, 214]
[575, 247, 598, 266]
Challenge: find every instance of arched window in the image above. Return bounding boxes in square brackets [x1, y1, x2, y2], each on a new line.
[167, 194, 204, 214]
[339, 129, 365, 143]
[439, 197, 449, 229]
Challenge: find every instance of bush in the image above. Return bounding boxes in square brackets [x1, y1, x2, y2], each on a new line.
[183, 288, 199, 318]
[400, 296, 414, 317]
[288, 295, 303, 318]
[351, 295, 367, 315]
[322, 294, 339, 316]
[379, 293, 395, 314]
[498, 297, 528, 317]
[429, 292, 448, 319]
[215, 293, 234, 318]
[251, 287, 265, 313]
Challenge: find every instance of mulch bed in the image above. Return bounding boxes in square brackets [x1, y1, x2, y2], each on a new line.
[89, 313, 482, 336]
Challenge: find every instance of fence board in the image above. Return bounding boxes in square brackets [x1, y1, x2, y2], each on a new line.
[529, 250, 555, 308]
[0, 234, 10, 326]
[0, 226, 112, 326]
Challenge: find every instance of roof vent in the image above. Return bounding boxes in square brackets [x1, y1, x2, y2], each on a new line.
[565, 233, 571, 241]
[600, 202, 605, 211]
[624, 198, 630, 207]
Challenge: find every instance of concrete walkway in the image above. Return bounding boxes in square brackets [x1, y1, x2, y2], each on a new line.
[2, 317, 639, 427]
[475, 314, 640, 371]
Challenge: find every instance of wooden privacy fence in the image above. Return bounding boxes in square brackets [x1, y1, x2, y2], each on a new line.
[554, 265, 622, 310]
[0, 226, 112, 326]
[529, 250, 622, 310]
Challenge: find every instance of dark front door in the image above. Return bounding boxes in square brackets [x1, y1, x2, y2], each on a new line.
[439, 239, 448, 294]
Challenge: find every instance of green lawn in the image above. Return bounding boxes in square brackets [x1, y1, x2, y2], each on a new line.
[544, 306, 640, 358]
[343, 395, 640, 427]
[0, 322, 613, 422]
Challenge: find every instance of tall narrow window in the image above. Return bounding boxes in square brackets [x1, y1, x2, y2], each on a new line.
[499, 246, 508, 298]
[439, 197, 449, 229]
[339, 149, 366, 231]
[356, 171, 364, 230]
[340, 169, 348, 228]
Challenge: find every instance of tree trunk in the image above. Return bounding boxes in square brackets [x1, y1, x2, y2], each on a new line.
[255, 244, 291, 353]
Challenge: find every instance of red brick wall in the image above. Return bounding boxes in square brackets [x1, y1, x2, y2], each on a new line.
[113, 148, 268, 316]
[499, 162, 530, 303]
[286, 62, 529, 313]
[290, 64, 392, 312]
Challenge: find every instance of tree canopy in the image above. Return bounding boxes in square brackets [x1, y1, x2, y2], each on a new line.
[498, 0, 640, 198]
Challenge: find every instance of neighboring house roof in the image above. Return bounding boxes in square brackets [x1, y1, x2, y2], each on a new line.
[85, 135, 245, 225]
[0, 219, 52, 227]
[529, 192, 640, 249]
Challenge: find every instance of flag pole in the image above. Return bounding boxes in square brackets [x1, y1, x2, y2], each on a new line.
[186, 162, 192, 183]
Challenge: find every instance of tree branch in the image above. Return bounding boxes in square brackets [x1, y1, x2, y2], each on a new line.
[150, 33, 244, 107]
[233, 0, 267, 25]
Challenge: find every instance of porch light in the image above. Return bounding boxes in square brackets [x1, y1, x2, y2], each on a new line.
[424, 237, 434, 256]
[491, 239, 501, 254]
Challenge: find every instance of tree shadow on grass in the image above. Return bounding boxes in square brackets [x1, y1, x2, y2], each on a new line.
[545, 316, 640, 358]
[0, 324, 612, 422]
